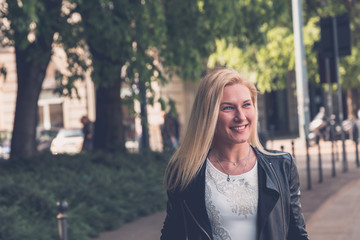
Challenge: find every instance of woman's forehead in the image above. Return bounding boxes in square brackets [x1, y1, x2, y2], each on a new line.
[222, 84, 251, 96]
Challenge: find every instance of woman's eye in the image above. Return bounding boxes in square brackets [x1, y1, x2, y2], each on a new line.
[222, 106, 233, 110]
[243, 103, 251, 108]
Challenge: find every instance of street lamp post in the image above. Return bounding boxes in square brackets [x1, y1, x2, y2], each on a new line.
[291, 0, 311, 142]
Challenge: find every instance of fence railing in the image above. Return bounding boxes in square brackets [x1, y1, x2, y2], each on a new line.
[278, 132, 360, 191]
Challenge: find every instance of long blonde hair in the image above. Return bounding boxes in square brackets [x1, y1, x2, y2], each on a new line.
[165, 68, 265, 192]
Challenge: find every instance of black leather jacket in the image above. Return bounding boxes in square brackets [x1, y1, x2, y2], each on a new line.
[161, 147, 309, 240]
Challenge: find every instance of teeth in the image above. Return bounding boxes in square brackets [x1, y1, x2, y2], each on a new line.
[232, 126, 245, 130]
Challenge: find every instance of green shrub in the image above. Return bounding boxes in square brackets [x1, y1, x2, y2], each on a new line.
[0, 150, 171, 240]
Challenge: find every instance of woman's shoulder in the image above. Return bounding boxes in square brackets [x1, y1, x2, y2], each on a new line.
[167, 160, 207, 198]
[255, 147, 294, 164]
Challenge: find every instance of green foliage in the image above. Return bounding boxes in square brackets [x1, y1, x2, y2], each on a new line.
[3, 0, 63, 54]
[254, 27, 295, 92]
[70, 0, 166, 88]
[341, 46, 360, 89]
[208, 25, 297, 92]
[303, 0, 348, 20]
[0, 151, 171, 240]
[162, 0, 244, 80]
[207, 2, 358, 93]
[206, 0, 297, 92]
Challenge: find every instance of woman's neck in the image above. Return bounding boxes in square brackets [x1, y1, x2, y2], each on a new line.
[211, 143, 250, 163]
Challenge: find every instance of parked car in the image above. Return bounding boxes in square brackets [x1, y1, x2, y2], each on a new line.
[36, 128, 60, 152]
[50, 128, 84, 155]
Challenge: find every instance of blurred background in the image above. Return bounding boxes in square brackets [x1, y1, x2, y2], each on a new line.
[0, 0, 360, 239]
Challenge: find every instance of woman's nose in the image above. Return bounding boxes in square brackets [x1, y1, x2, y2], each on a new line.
[234, 109, 246, 121]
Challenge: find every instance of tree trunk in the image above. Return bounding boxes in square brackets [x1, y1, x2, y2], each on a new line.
[93, 79, 126, 152]
[138, 79, 150, 150]
[9, 0, 62, 159]
[10, 47, 51, 158]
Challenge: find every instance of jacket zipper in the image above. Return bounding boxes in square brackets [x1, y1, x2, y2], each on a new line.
[269, 162, 287, 239]
[183, 200, 212, 240]
[180, 202, 189, 240]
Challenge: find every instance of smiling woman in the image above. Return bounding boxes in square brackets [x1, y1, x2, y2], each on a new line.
[161, 68, 309, 240]
[213, 84, 256, 147]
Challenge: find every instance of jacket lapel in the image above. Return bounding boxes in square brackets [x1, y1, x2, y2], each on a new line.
[182, 161, 213, 238]
[256, 150, 280, 238]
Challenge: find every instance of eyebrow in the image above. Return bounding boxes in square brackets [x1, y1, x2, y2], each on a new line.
[220, 99, 252, 105]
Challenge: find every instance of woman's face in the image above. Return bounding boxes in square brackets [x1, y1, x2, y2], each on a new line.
[213, 83, 255, 146]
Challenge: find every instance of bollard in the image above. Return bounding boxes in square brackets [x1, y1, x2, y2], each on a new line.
[353, 122, 359, 168]
[305, 126, 312, 190]
[331, 140, 336, 177]
[356, 139, 359, 168]
[317, 137, 323, 183]
[57, 201, 68, 240]
[335, 140, 339, 162]
[330, 117, 336, 177]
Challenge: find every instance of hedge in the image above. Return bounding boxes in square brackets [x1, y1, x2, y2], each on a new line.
[0, 150, 171, 240]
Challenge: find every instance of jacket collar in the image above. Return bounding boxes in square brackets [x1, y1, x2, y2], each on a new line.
[254, 147, 280, 192]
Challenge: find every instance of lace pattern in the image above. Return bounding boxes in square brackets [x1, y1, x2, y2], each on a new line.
[205, 184, 232, 240]
[205, 159, 258, 240]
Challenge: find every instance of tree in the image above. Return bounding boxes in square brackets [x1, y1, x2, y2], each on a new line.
[123, 2, 166, 151]
[0, 0, 67, 158]
[70, 0, 166, 152]
[70, 0, 240, 151]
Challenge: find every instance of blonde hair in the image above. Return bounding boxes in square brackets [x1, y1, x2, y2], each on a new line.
[165, 68, 267, 192]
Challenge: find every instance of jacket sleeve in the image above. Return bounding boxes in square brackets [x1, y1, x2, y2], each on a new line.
[287, 154, 309, 240]
[160, 191, 187, 240]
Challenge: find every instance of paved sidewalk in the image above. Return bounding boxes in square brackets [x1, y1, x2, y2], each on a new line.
[306, 177, 360, 240]
[93, 138, 360, 240]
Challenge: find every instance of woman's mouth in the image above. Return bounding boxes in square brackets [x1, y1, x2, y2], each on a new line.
[231, 125, 247, 130]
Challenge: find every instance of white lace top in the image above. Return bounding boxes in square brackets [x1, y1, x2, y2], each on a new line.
[205, 158, 258, 240]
